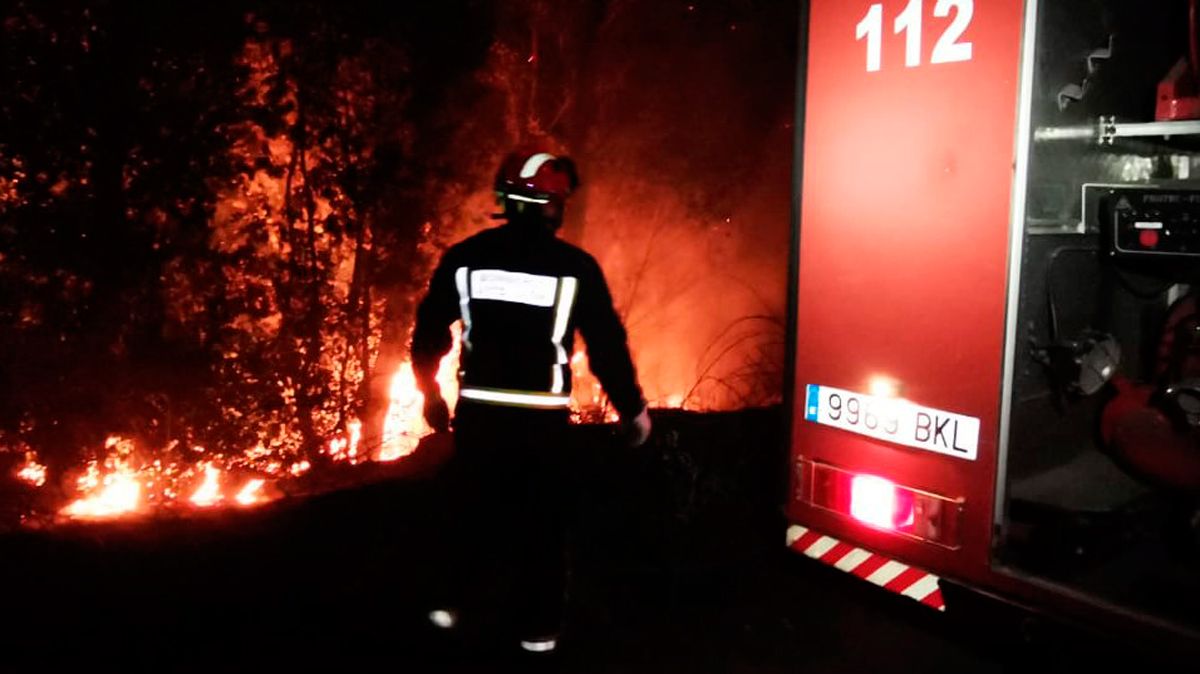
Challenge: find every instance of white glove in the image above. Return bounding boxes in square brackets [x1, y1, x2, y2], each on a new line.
[625, 407, 652, 447]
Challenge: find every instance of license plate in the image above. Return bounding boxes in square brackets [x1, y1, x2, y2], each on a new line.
[804, 384, 979, 461]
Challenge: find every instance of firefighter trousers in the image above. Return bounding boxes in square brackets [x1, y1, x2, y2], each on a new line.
[434, 400, 574, 640]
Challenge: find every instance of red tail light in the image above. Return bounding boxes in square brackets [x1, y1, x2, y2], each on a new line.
[802, 460, 963, 548]
[849, 474, 914, 529]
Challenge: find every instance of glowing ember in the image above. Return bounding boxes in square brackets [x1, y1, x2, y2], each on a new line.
[289, 460, 311, 476]
[62, 437, 142, 519]
[235, 479, 266, 506]
[16, 451, 47, 487]
[190, 463, 223, 507]
[245, 443, 270, 461]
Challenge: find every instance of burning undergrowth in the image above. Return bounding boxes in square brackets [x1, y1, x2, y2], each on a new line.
[0, 1, 794, 527]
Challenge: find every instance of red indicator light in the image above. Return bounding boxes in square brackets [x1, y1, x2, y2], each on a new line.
[802, 460, 962, 548]
[1139, 230, 1160, 248]
[850, 474, 915, 530]
[850, 475, 896, 528]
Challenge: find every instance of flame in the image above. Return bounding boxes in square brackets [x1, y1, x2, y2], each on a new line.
[379, 325, 461, 462]
[568, 350, 620, 422]
[235, 479, 266, 506]
[55, 434, 281, 517]
[190, 463, 223, 507]
[379, 362, 425, 462]
[348, 419, 362, 458]
[16, 451, 47, 487]
[327, 436, 349, 461]
[62, 437, 142, 519]
[325, 418, 365, 463]
[40, 308, 681, 523]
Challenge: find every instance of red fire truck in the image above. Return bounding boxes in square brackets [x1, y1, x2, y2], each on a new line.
[787, 0, 1200, 652]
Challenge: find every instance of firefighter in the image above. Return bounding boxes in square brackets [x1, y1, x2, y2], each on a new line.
[410, 149, 652, 659]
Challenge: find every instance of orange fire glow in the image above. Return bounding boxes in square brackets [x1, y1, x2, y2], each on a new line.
[378, 362, 424, 462]
[46, 343, 474, 520]
[568, 350, 621, 423]
[327, 436, 351, 462]
[326, 417, 365, 464]
[62, 437, 142, 519]
[235, 479, 266, 506]
[38, 314, 693, 523]
[348, 419, 362, 459]
[378, 326, 462, 462]
[15, 451, 47, 487]
[1, 10, 786, 530]
[190, 463, 223, 507]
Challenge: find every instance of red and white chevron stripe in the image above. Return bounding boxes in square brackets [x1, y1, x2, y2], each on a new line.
[787, 524, 946, 611]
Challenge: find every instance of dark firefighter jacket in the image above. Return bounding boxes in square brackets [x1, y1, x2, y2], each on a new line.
[411, 223, 646, 419]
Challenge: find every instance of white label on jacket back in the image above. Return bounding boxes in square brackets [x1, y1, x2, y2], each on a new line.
[470, 269, 558, 307]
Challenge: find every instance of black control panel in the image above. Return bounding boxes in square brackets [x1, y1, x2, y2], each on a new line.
[1091, 185, 1200, 260]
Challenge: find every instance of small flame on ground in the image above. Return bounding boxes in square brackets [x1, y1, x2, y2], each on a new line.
[16, 452, 47, 487]
[61, 471, 140, 519]
[33, 311, 700, 523]
[190, 463, 223, 507]
[236, 479, 266, 506]
[62, 437, 142, 519]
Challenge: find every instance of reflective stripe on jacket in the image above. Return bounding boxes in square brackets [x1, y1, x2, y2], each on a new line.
[411, 224, 645, 418]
